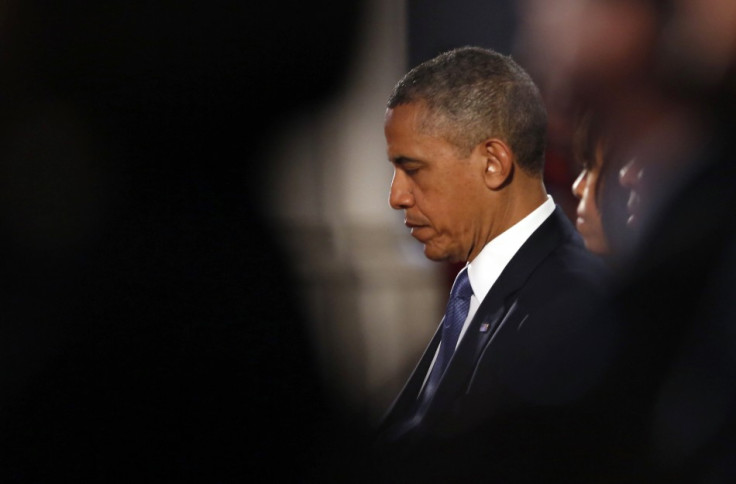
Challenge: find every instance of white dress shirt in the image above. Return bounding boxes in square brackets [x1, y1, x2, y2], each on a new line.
[422, 196, 556, 387]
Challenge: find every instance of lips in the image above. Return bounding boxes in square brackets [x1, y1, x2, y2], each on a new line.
[575, 216, 593, 238]
[623, 190, 640, 227]
[627, 190, 640, 216]
[404, 219, 431, 240]
[404, 218, 426, 229]
[575, 216, 586, 230]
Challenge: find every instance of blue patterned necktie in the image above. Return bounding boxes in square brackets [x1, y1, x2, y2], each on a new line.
[420, 267, 473, 401]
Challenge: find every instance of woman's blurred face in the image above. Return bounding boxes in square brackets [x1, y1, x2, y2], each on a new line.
[618, 157, 645, 229]
[572, 142, 610, 255]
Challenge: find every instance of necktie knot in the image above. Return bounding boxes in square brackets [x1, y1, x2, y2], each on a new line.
[450, 268, 473, 300]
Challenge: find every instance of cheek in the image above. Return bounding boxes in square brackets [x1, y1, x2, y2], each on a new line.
[424, 202, 453, 232]
[415, 185, 450, 221]
[582, 175, 602, 214]
[418, 170, 481, 233]
[580, 189, 597, 216]
[433, 194, 470, 230]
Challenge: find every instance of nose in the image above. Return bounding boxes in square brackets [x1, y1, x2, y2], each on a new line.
[619, 158, 642, 189]
[388, 170, 414, 210]
[572, 169, 587, 200]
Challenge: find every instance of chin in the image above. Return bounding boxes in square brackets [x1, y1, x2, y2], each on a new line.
[423, 244, 453, 262]
[423, 249, 447, 262]
[584, 238, 610, 256]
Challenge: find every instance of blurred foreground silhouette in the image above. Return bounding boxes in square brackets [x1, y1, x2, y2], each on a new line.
[0, 2, 366, 481]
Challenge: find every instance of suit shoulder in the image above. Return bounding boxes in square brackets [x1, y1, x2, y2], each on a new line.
[557, 235, 609, 274]
[528, 239, 611, 297]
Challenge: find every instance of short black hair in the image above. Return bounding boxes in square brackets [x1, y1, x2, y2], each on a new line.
[387, 46, 548, 176]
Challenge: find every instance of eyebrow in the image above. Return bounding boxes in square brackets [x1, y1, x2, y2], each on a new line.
[390, 156, 422, 166]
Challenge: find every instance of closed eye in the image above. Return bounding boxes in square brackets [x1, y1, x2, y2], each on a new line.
[392, 157, 424, 176]
[403, 166, 419, 175]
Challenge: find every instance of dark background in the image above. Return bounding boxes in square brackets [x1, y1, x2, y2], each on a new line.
[408, 0, 518, 66]
[0, 1, 365, 481]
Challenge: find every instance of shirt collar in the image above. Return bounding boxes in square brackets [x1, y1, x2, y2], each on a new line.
[466, 195, 556, 302]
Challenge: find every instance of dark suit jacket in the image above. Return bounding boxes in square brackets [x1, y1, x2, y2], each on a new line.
[591, 114, 736, 484]
[370, 206, 618, 483]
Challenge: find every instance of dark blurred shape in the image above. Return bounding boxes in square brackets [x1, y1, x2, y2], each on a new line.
[0, 1, 365, 481]
[517, 0, 736, 482]
[408, 0, 517, 66]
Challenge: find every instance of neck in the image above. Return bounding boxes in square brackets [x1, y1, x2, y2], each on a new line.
[500, 176, 548, 231]
[467, 177, 548, 262]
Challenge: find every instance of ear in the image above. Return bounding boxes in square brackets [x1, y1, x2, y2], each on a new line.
[481, 139, 514, 190]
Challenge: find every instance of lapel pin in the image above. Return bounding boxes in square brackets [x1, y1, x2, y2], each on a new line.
[479, 322, 490, 333]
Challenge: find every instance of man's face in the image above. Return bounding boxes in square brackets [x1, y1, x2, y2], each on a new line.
[385, 103, 489, 263]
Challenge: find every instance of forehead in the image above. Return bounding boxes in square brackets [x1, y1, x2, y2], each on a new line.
[385, 103, 425, 137]
[385, 103, 457, 160]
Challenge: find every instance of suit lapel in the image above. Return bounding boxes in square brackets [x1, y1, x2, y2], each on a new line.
[423, 207, 576, 418]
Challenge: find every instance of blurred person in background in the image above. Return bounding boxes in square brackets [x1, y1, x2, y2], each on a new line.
[570, 107, 630, 263]
[517, 0, 736, 482]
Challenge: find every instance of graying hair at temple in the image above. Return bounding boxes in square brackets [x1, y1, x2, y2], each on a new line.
[387, 46, 547, 176]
